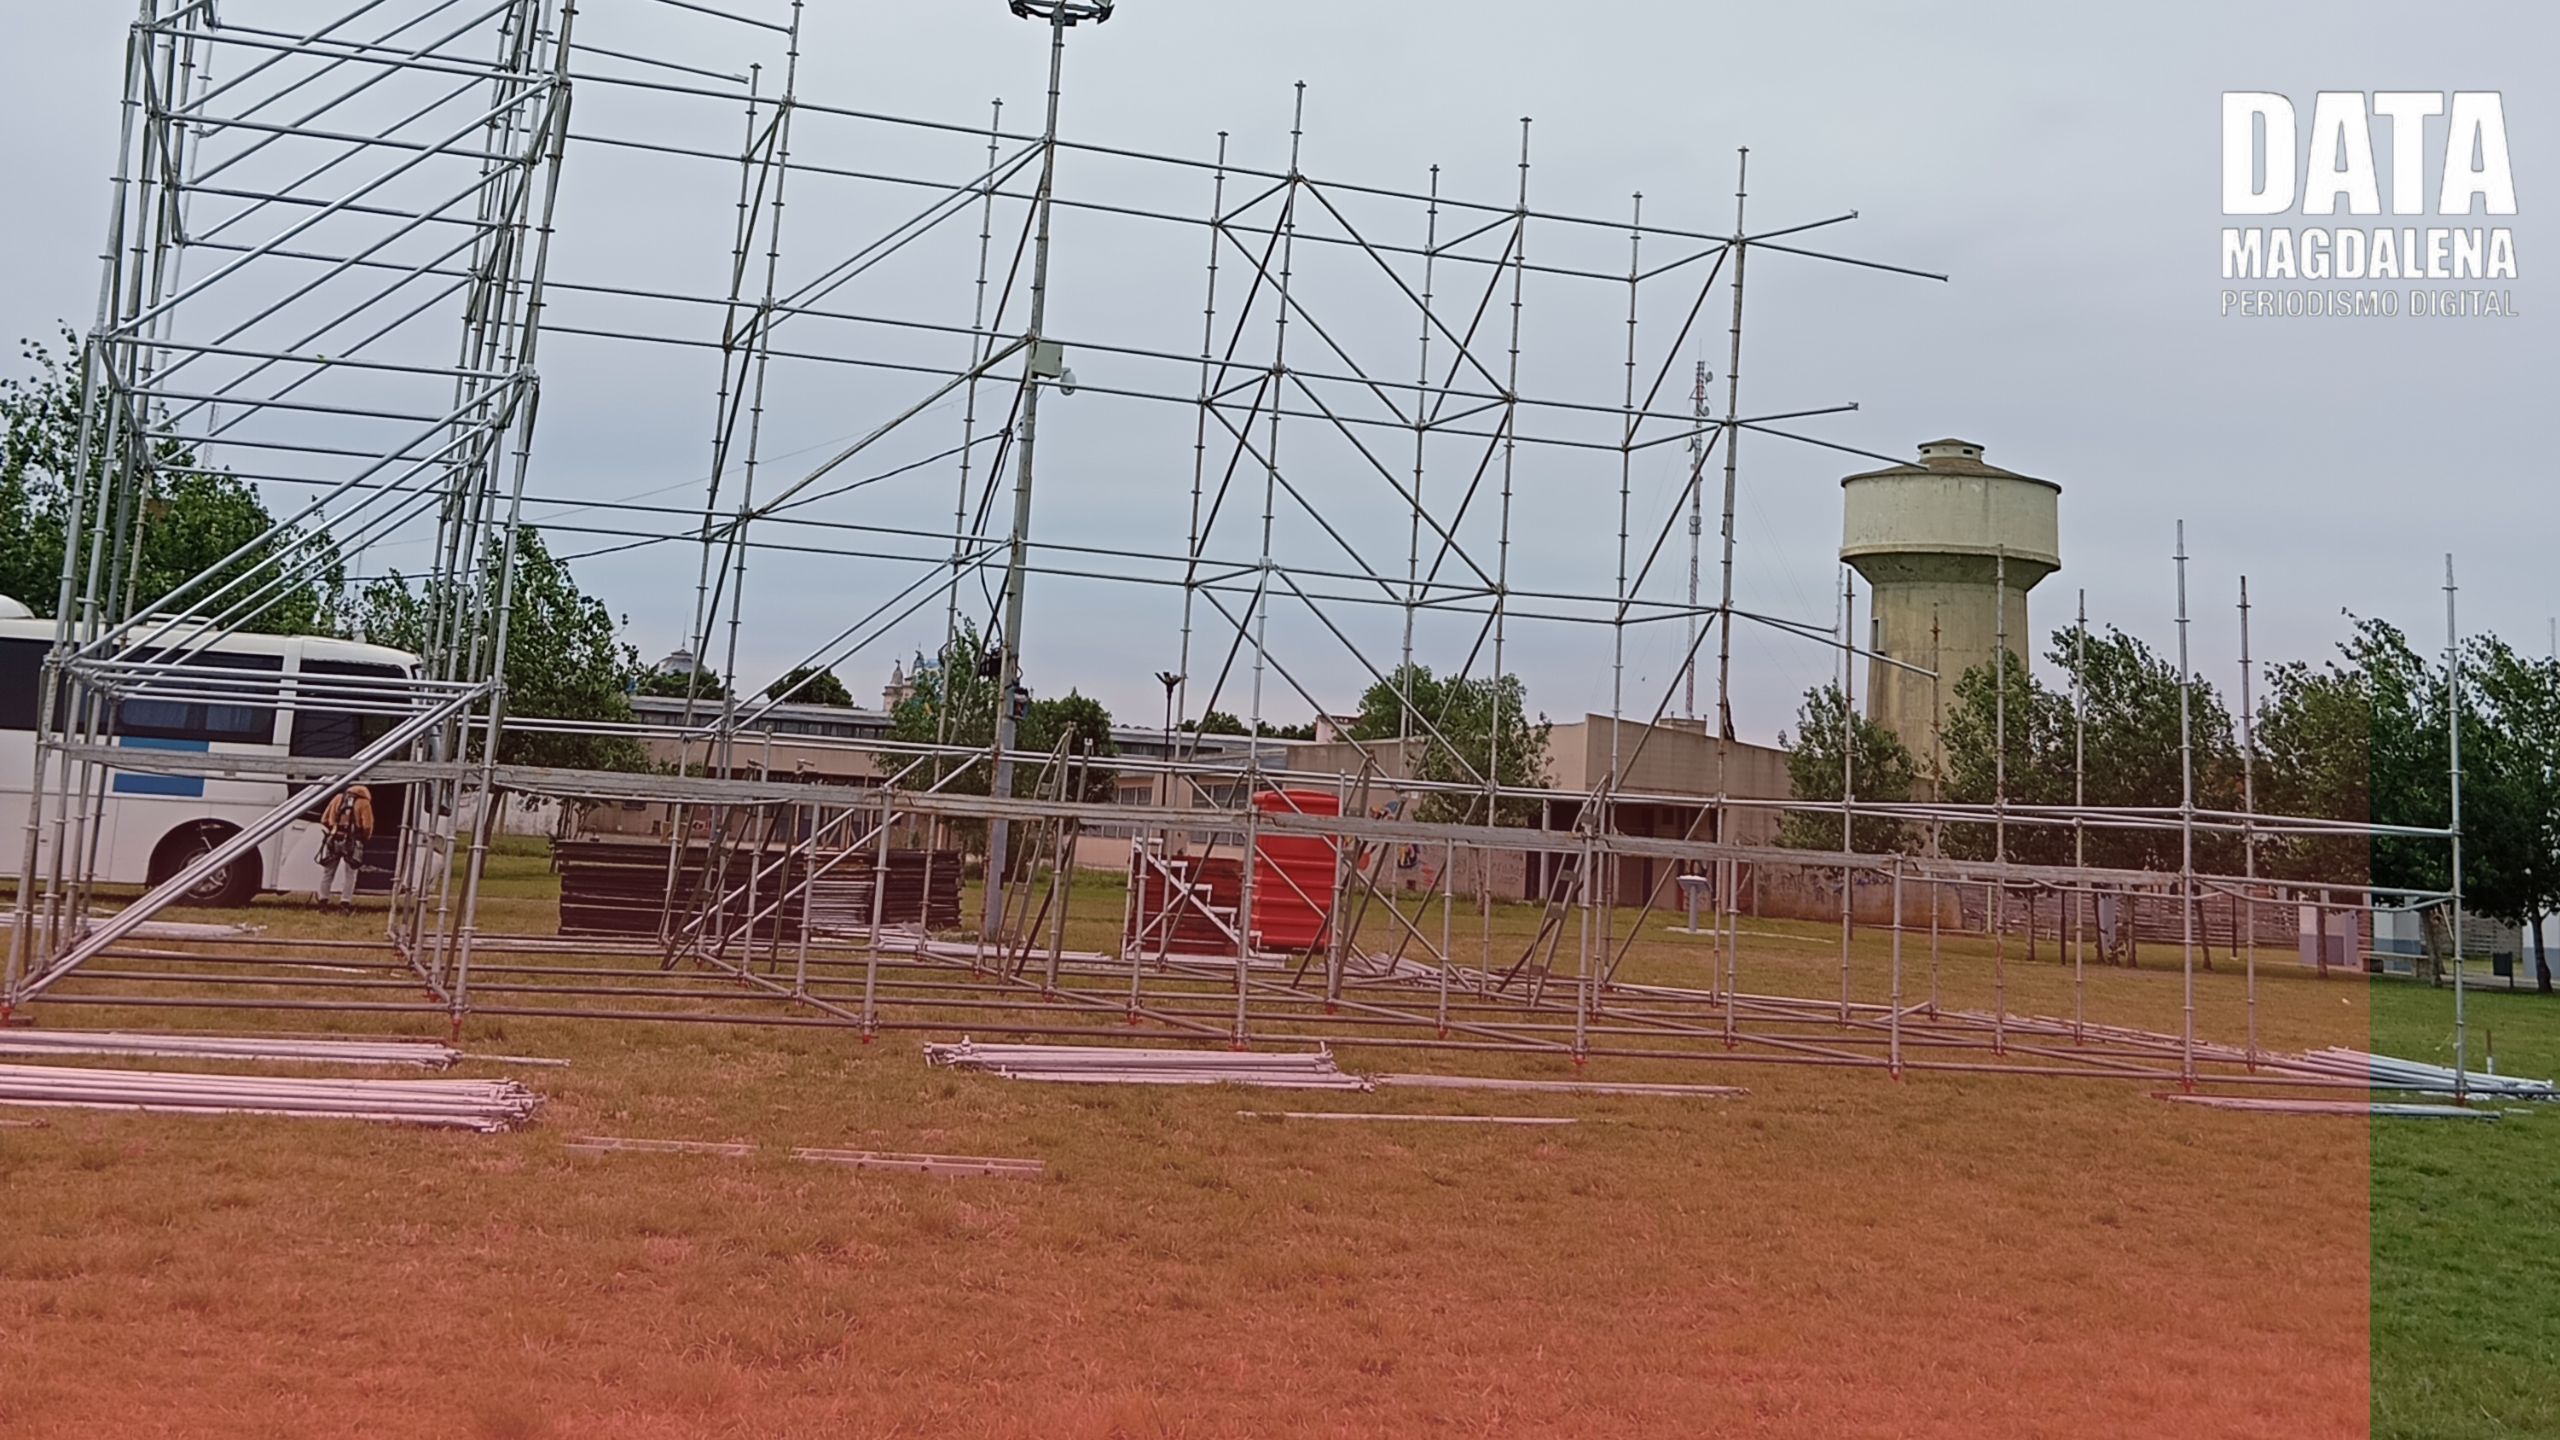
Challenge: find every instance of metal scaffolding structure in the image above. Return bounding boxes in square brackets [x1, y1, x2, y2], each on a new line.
[3, 0, 2475, 1099]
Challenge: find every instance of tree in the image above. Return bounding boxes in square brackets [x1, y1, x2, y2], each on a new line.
[1349, 662, 1550, 824]
[1938, 648, 2074, 863]
[1184, 710, 1251, 736]
[1939, 626, 2240, 870]
[2058, 623, 2242, 873]
[1777, 683, 1917, 852]
[2252, 616, 2476, 982]
[2255, 617, 2447, 892]
[887, 619, 1117, 810]
[4, 329, 340, 633]
[1183, 709, 1314, 740]
[636, 665, 729, 701]
[2463, 635, 2560, 992]
[888, 620, 1000, 780]
[768, 666, 853, 708]
[1022, 690, 1118, 804]
[351, 527, 646, 772]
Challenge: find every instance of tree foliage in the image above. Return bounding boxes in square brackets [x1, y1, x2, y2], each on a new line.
[768, 665, 853, 708]
[3, 330, 340, 633]
[636, 664, 729, 701]
[1349, 662, 1550, 824]
[1183, 708, 1313, 740]
[351, 528, 646, 771]
[2465, 635, 2560, 990]
[887, 619, 1117, 809]
[1777, 683, 1918, 853]
[1938, 648, 2076, 863]
[1939, 626, 2240, 869]
[2254, 618, 2449, 892]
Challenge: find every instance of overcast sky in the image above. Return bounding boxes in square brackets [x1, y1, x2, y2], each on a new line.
[2, 1, 2550, 743]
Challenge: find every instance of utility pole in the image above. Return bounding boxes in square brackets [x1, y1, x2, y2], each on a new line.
[982, 0, 1109, 937]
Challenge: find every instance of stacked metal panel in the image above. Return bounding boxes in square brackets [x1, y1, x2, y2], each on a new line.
[0, 1064, 542, 1131]
[924, 1040, 1371, 1090]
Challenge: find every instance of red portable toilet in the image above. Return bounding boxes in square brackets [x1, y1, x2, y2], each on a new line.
[1249, 788, 1339, 952]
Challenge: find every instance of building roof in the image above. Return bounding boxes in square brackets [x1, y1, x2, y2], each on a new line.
[1840, 437, 2058, 491]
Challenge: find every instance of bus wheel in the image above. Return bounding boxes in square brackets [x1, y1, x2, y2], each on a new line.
[151, 823, 261, 908]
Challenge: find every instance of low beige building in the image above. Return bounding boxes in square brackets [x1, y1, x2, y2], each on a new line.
[1266, 715, 1794, 905]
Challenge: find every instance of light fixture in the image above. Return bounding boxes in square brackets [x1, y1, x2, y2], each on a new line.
[1007, 0, 1113, 24]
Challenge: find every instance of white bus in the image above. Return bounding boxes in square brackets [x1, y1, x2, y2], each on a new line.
[2, 599, 424, 906]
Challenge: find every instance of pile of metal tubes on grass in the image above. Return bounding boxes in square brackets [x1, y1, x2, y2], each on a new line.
[2163, 1094, 2501, 1120]
[2291, 1047, 2558, 1100]
[0, 1063, 541, 1131]
[0, 1030, 460, 1068]
[925, 1039, 1372, 1091]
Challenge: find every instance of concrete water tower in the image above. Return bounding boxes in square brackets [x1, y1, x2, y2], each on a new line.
[1840, 439, 2060, 779]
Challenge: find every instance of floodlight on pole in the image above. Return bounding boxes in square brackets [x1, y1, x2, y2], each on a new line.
[1008, 0, 1113, 23]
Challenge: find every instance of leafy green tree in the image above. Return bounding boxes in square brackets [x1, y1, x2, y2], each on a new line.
[888, 619, 1115, 801]
[2059, 624, 2243, 872]
[352, 527, 645, 771]
[636, 664, 728, 701]
[1940, 627, 2241, 870]
[1349, 662, 1550, 824]
[888, 620, 1000, 783]
[1182, 709, 1313, 740]
[1022, 690, 1118, 804]
[3, 330, 340, 632]
[1347, 663, 1448, 744]
[2251, 616, 2483, 981]
[1938, 649, 2075, 863]
[2462, 635, 2559, 992]
[1778, 683, 1917, 852]
[2255, 618, 2448, 892]
[767, 665, 853, 708]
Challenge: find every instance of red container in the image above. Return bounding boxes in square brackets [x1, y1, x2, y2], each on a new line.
[1250, 789, 1340, 952]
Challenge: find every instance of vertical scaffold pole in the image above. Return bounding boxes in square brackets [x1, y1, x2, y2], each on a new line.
[1709, 145, 1748, 919]
[2237, 575, 2259, 1067]
[1992, 544, 2008, 1055]
[1889, 859, 1904, 1081]
[2072, 588, 2087, 1040]
[1480, 117, 1531, 996]
[1840, 566, 1855, 1025]
[2446, 554, 2466, 1103]
[2175, 521, 2197, 1091]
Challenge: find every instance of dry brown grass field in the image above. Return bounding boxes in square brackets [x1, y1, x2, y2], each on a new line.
[0, 844, 2374, 1438]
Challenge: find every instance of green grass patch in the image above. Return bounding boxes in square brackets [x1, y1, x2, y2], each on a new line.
[2370, 979, 2560, 1439]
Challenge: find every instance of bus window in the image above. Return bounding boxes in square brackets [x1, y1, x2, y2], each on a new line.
[114, 649, 281, 743]
[290, 660, 409, 758]
[0, 638, 42, 731]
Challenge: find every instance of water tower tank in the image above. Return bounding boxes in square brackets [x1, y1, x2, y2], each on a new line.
[1840, 439, 2060, 778]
